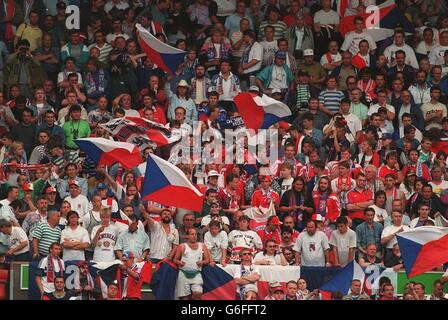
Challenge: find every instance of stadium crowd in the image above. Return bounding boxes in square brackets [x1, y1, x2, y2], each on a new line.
[0, 0, 448, 301]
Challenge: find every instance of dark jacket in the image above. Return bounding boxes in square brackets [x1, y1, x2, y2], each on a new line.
[393, 102, 424, 132]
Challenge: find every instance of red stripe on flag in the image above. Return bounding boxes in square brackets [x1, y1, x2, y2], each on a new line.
[409, 234, 448, 277]
[202, 281, 237, 300]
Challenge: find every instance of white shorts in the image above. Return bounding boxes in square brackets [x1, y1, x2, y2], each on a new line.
[176, 271, 204, 297]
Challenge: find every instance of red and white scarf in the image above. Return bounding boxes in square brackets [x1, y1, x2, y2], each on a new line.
[46, 255, 63, 283]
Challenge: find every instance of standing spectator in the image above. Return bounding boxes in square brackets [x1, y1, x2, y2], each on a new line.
[91, 207, 119, 262]
[60, 30, 90, 69]
[329, 216, 356, 267]
[64, 181, 89, 218]
[11, 108, 36, 158]
[14, 11, 42, 52]
[381, 211, 409, 266]
[31, 210, 61, 260]
[35, 242, 64, 297]
[60, 211, 90, 261]
[0, 219, 30, 261]
[238, 30, 262, 88]
[234, 247, 260, 300]
[355, 207, 383, 258]
[284, 13, 314, 63]
[293, 220, 330, 267]
[143, 208, 179, 264]
[173, 227, 211, 300]
[204, 220, 228, 266]
[115, 214, 150, 261]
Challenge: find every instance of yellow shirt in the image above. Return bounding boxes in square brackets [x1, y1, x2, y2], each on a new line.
[15, 23, 42, 52]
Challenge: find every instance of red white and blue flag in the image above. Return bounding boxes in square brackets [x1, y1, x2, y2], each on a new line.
[338, 0, 415, 41]
[136, 23, 186, 75]
[233, 93, 292, 130]
[100, 117, 181, 149]
[396, 226, 448, 278]
[319, 261, 365, 299]
[142, 153, 204, 211]
[75, 138, 142, 170]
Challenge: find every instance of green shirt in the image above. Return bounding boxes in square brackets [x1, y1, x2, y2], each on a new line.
[62, 120, 91, 149]
[350, 102, 369, 122]
[32, 220, 62, 256]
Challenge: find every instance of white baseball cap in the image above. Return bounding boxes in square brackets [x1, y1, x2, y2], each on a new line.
[207, 170, 220, 178]
[249, 85, 260, 92]
[303, 49, 314, 56]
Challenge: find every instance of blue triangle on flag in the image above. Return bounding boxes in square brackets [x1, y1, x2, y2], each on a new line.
[142, 155, 172, 197]
[396, 235, 422, 277]
[320, 261, 355, 294]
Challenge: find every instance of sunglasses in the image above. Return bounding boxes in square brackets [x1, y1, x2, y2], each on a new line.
[242, 253, 251, 256]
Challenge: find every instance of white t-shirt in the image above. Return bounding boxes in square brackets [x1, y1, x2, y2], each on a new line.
[280, 177, 294, 197]
[341, 31, 377, 55]
[91, 224, 119, 262]
[329, 229, 356, 265]
[367, 103, 395, 116]
[260, 40, 278, 66]
[381, 224, 410, 249]
[60, 226, 91, 261]
[148, 221, 179, 260]
[64, 195, 89, 218]
[228, 229, 263, 250]
[201, 215, 230, 227]
[8, 226, 29, 255]
[233, 264, 259, 293]
[37, 256, 65, 293]
[204, 230, 228, 262]
[383, 43, 419, 69]
[253, 252, 283, 265]
[341, 113, 362, 136]
[123, 109, 141, 117]
[421, 102, 447, 130]
[244, 42, 263, 74]
[369, 205, 389, 222]
[314, 9, 340, 26]
[293, 231, 330, 266]
[268, 65, 288, 90]
[429, 181, 448, 196]
[428, 45, 448, 66]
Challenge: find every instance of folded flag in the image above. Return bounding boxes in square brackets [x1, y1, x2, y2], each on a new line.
[136, 23, 186, 75]
[396, 226, 448, 277]
[75, 137, 142, 170]
[233, 93, 292, 130]
[319, 261, 365, 299]
[338, 0, 414, 41]
[91, 260, 122, 299]
[142, 153, 203, 211]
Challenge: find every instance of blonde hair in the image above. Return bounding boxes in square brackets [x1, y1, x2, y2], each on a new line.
[100, 206, 112, 217]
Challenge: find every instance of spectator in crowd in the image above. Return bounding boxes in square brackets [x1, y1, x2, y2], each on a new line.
[35, 242, 64, 297]
[115, 214, 150, 261]
[293, 220, 330, 267]
[342, 279, 370, 300]
[234, 247, 260, 300]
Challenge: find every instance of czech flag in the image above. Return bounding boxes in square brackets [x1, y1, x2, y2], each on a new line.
[142, 153, 204, 211]
[338, 0, 414, 41]
[136, 23, 186, 75]
[75, 138, 142, 170]
[125, 116, 181, 147]
[233, 93, 292, 130]
[396, 226, 448, 278]
[201, 265, 237, 300]
[319, 261, 365, 299]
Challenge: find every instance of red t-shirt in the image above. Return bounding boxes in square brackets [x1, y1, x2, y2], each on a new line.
[251, 189, 280, 209]
[347, 188, 374, 220]
[378, 165, 398, 180]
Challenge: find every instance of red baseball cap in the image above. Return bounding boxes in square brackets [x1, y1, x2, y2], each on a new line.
[23, 182, 34, 191]
[45, 186, 57, 194]
[269, 216, 282, 226]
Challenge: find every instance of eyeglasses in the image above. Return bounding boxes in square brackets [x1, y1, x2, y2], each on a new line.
[242, 253, 251, 256]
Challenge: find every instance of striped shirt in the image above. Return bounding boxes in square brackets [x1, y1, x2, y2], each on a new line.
[259, 21, 287, 41]
[296, 84, 311, 110]
[88, 43, 113, 64]
[318, 89, 345, 113]
[32, 221, 62, 257]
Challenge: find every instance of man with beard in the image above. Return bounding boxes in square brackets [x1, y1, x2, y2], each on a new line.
[143, 209, 179, 264]
[293, 220, 330, 267]
[73, 261, 96, 300]
[191, 64, 211, 107]
[310, 176, 340, 227]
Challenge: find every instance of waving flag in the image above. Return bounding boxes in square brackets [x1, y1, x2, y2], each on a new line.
[233, 93, 292, 130]
[100, 117, 181, 149]
[339, 0, 414, 41]
[396, 226, 448, 277]
[75, 138, 142, 169]
[319, 261, 365, 299]
[136, 23, 186, 75]
[142, 153, 203, 211]
[91, 260, 123, 299]
[125, 116, 181, 147]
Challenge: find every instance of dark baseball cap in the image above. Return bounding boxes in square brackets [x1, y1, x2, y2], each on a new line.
[57, 1, 67, 9]
[17, 39, 30, 47]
